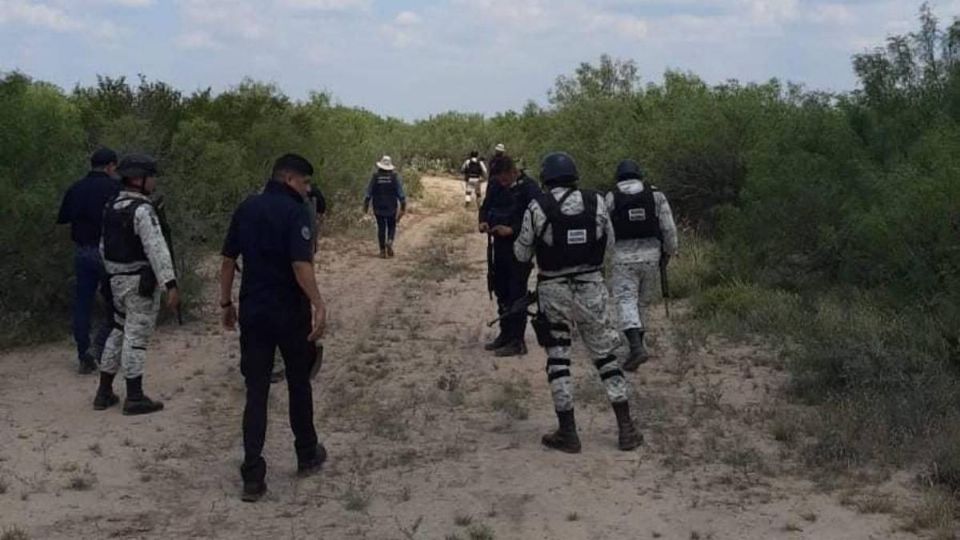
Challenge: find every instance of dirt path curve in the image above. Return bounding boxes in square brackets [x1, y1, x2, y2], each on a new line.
[0, 176, 920, 539]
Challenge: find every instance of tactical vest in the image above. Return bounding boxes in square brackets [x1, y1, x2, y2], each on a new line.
[534, 189, 606, 272]
[465, 159, 483, 178]
[102, 197, 150, 264]
[370, 172, 400, 216]
[610, 186, 661, 241]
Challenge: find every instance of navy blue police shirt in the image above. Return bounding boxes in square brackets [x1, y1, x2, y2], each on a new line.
[56, 171, 121, 247]
[221, 181, 314, 322]
[479, 172, 541, 241]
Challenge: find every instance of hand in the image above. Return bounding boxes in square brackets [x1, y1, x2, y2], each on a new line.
[166, 287, 181, 311]
[479, 222, 489, 234]
[397, 210, 405, 223]
[308, 303, 327, 341]
[222, 304, 237, 330]
[493, 225, 513, 237]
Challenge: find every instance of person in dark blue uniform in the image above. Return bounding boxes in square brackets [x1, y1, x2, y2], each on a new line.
[57, 148, 121, 374]
[363, 155, 406, 258]
[478, 153, 542, 356]
[218, 154, 328, 502]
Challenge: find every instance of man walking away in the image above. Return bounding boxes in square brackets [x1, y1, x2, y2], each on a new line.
[461, 151, 487, 208]
[514, 152, 642, 453]
[220, 153, 328, 502]
[57, 148, 121, 374]
[363, 156, 406, 258]
[95, 154, 179, 415]
[479, 154, 540, 356]
[606, 160, 678, 371]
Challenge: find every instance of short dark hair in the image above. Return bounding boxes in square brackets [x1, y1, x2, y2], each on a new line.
[272, 153, 314, 178]
[489, 154, 516, 177]
[90, 147, 118, 168]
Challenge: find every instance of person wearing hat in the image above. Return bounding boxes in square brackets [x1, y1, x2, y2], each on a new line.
[460, 151, 487, 208]
[478, 153, 540, 356]
[57, 148, 122, 374]
[606, 160, 678, 371]
[514, 152, 642, 454]
[363, 155, 407, 258]
[95, 154, 179, 416]
[219, 153, 328, 502]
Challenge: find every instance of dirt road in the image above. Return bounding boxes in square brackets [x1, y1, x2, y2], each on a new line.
[0, 176, 923, 539]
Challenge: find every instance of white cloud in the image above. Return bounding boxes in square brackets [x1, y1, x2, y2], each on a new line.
[175, 30, 223, 50]
[590, 13, 648, 41]
[0, 0, 81, 31]
[278, 0, 368, 9]
[395, 10, 420, 26]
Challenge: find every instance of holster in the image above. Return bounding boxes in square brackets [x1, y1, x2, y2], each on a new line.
[532, 312, 570, 348]
[137, 266, 157, 297]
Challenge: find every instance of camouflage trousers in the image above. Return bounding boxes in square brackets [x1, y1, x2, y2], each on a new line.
[100, 274, 160, 379]
[610, 261, 659, 331]
[537, 277, 628, 412]
[465, 178, 481, 204]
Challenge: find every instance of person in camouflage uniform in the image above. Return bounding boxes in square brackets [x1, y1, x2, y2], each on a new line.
[606, 160, 678, 371]
[95, 154, 180, 416]
[514, 152, 642, 453]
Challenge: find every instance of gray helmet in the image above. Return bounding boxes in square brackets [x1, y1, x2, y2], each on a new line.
[540, 152, 579, 186]
[117, 154, 159, 179]
[615, 159, 645, 182]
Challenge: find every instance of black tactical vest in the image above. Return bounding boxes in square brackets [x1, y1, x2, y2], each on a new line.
[610, 186, 661, 240]
[465, 159, 483, 178]
[370, 172, 400, 216]
[102, 197, 150, 264]
[534, 189, 606, 272]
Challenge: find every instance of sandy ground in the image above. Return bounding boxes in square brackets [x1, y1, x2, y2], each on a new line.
[0, 176, 933, 539]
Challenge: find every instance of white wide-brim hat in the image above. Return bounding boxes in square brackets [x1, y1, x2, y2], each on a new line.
[377, 156, 395, 170]
[494, 143, 506, 153]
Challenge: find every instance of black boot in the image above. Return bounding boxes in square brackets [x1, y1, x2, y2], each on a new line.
[93, 372, 120, 410]
[379, 247, 387, 258]
[612, 401, 643, 451]
[123, 376, 164, 416]
[297, 443, 328, 477]
[494, 340, 527, 357]
[622, 328, 649, 372]
[386, 243, 395, 258]
[484, 333, 509, 351]
[541, 409, 582, 453]
[241, 457, 267, 502]
[78, 353, 98, 375]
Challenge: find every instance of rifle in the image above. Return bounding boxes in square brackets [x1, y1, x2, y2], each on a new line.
[155, 196, 183, 326]
[487, 291, 537, 327]
[486, 234, 495, 300]
[660, 252, 671, 319]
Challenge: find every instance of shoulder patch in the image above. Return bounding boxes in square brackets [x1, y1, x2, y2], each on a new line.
[301, 226, 312, 241]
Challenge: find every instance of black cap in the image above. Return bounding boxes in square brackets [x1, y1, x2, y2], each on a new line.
[117, 154, 159, 179]
[615, 159, 645, 182]
[272, 153, 314, 177]
[90, 147, 118, 168]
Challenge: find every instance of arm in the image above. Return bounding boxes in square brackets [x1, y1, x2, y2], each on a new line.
[219, 210, 242, 329]
[513, 202, 538, 264]
[289, 208, 326, 339]
[135, 205, 177, 288]
[363, 176, 374, 212]
[135, 204, 179, 310]
[596, 194, 616, 252]
[293, 262, 326, 340]
[396, 174, 407, 213]
[219, 257, 238, 329]
[656, 192, 679, 256]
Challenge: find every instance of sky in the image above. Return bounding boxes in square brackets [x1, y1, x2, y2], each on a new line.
[1, 0, 958, 119]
